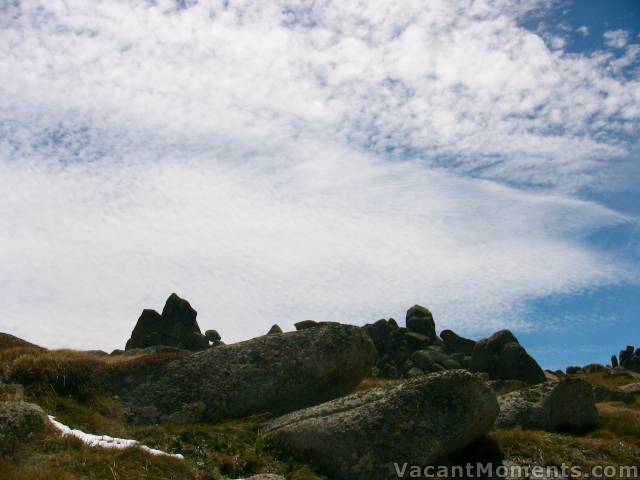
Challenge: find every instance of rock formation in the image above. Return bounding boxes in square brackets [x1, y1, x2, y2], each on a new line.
[113, 323, 375, 423]
[405, 304, 436, 338]
[0, 401, 50, 454]
[612, 344, 640, 373]
[264, 370, 499, 480]
[471, 330, 546, 385]
[125, 293, 212, 351]
[496, 378, 599, 432]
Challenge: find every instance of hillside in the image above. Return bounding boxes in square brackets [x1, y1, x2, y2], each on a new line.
[1, 299, 639, 479]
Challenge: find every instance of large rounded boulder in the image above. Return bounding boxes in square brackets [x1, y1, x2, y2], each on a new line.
[264, 370, 499, 480]
[113, 323, 375, 423]
[0, 401, 50, 454]
[496, 378, 599, 432]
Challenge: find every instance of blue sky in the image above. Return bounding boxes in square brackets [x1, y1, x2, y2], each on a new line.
[518, 0, 640, 368]
[0, 0, 638, 369]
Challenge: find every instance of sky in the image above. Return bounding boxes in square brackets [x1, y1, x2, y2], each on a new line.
[0, 0, 638, 370]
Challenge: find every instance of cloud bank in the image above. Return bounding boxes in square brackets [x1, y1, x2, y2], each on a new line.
[0, 0, 638, 350]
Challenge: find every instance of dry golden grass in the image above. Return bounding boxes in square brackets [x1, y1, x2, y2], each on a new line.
[572, 370, 640, 389]
[0, 345, 323, 479]
[0, 433, 198, 480]
[491, 398, 640, 471]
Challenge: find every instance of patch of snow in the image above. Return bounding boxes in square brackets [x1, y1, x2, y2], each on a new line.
[48, 416, 184, 459]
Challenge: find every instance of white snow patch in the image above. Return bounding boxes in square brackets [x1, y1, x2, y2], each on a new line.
[48, 416, 184, 459]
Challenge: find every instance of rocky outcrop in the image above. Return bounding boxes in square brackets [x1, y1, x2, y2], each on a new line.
[264, 370, 499, 480]
[440, 329, 476, 355]
[471, 330, 545, 385]
[125, 294, 214, 352]
[405, 305, 436, 338]
[0, 401, 50, 454]
[113, 324, 375, 423]
[496, 378, 598, 432]
[612, 345, 640, 373]
[267, 324, 283, 334]
[205, 330, 222, 346]
[294, 320, 318, 330]
[362, 311, 464, 379]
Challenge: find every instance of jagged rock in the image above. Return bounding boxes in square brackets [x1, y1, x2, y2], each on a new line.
[294, 320, 318, 330]
[405, 305, 436, 338]
[125, 294, 209, 352]
[205, 330, 221, 342]
[440, 329, 476, 355]
[113, 324, 375, 423]
[0, 401, 50, 454]
[471, 330, 545, 385]
[264, 371, 499, 480]
[496, 378, 598, 432]
[267, 324, 283, 334]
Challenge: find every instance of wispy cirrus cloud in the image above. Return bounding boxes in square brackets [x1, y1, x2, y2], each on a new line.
[0, 0, 638, 350]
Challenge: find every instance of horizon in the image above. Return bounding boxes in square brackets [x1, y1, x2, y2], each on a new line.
[1, 0, 639, 372]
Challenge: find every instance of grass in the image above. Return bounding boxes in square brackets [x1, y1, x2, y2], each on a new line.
[490, 398, 640, 472]
[0, 433, 198, 480]
[3, 338, 639, 479]
[0, 343, 323, 480]
[570, 369, 640, 389]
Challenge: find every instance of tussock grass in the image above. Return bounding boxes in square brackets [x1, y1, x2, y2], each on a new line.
[0, 344, 323, 479]
[1, 347, 187, 403]
[491, 399, 640, 471]
[573, 370, 639, 389]
[1, 433, 198, 480]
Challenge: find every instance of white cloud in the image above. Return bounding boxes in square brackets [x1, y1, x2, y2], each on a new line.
[576, 25, 589, 36]
[0, 0, 638, 350]
[550, 35, 566, 50]
[604, 29, 630, 49]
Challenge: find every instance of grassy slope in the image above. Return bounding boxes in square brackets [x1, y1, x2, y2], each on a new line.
[1, 340, 639, 479]
[0, 342, 321, 480]
[490, 371, 640, 473]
